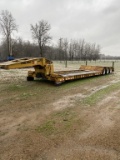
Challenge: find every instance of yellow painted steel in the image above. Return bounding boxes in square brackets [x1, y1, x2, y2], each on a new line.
[0, 57, 52, 69]
[0, 57, 114, 84]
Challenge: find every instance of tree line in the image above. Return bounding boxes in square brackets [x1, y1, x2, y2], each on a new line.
[0, 10, 102, 61]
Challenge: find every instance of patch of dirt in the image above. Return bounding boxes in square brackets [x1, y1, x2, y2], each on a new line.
[53, 94, 85, 110]
[0, 64, 120, 160]
[45, 90, 120, 160]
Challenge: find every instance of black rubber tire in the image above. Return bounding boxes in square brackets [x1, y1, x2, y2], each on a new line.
[109, 69, 112, 74]
[54, 81, 63, 86]
[105, 68, 110, 74]
[103, 69, 106, 75]
[27, 76, 34, 81]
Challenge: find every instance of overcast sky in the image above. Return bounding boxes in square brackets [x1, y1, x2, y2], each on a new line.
[0, 0, 120, 56]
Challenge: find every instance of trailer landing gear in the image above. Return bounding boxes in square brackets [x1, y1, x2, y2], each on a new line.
[27, 76, 34, 81]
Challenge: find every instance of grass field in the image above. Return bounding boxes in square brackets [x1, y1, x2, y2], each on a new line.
[0, 60, 120, 160]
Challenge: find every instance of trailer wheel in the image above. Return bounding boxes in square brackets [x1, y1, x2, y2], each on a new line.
[109, 68, 112, 74]
[27, 76, 34, 81]
[54, 81, 62, 86]
[103, 69, 106, 75]
[106, 68, 110, 74]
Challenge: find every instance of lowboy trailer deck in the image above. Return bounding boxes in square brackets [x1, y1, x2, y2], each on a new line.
[0, 57, 114, 85]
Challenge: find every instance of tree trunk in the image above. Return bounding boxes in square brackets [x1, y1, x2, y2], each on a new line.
[7, 37, 10, 55]
[40, 47, 43, 57]
[38, 43, 42, 57]
[10, 36, 12, 56]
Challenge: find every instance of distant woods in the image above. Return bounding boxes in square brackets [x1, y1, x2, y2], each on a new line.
[0, 10, 117, 61]
[0, 37, 101, 61]
[58, 38, 100, 61]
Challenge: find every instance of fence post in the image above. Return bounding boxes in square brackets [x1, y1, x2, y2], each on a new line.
[112, 61, 114, 68]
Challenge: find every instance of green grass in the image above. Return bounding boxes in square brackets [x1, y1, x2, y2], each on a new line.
[35, 109, 85, 137]
[6, 84, 26, 91]
[81, 81, 120, 106]
[36, 120, 56, 136]
[19, 92, 37, 100]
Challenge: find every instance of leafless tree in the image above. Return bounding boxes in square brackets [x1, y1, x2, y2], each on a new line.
[0, 10, 18, 56]
[78, 39, 85, 61]
[62, 38, 69, 67]
[58, 38, 63, 62]
[69, 42, 73, 60]
[31, 20, 52, 57]
[68, 39, 74, 61]
[94, 44, 100, 60]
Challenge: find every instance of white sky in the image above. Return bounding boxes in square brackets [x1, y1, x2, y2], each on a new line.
[0, 0, 120, 56]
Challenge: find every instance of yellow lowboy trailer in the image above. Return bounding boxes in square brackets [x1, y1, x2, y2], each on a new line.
[0, 57, 114, 85]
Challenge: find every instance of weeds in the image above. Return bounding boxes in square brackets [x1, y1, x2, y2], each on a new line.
[36, 120, 56, 136]
[35, 109, 84, 136]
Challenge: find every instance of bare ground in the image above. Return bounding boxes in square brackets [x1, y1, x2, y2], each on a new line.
[0, 65, 120, 160]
